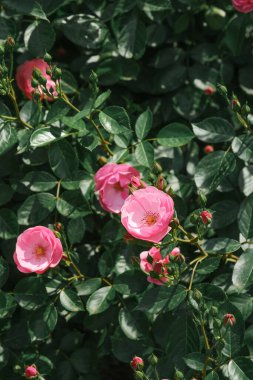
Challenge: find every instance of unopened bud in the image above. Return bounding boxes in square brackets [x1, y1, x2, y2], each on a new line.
[231, 96, 241, 111]
[98, 156, 107, 165]
[131, 176, 141, 189]
[156, 175, 165, 190]
[44, 53, 52, 63]
[193, 289, 202, 301]
[54, 67, 62, 79]
[174, 369, 184, 380]
[6, 36, 15, 47]
[169, 247, 181, 261]
[54, 222, 62, 231]
[32, 67, 42, 80]
[25, 365, 38, 378]
[134, 371, 144, 380]
[217, 84, 228, 96]
[130, 356, 144, 371]
[203, 86, 215, 96]
[148, 353, 158, 366]
[224, 313, 236, 327]
[46, 68, 51, 76]
[203, 145, 214, 154]
[242, 103, 251, 114]
[200, 210, 212, 225]
[153, 161, 163, 173]
[190, 213, 199, 224]
[53, 230, 61, 239]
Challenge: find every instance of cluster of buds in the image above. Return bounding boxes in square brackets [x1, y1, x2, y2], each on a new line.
[24, 365, 38, 379]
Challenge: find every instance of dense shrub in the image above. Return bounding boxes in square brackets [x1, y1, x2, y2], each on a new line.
[1, 1, 253, 379]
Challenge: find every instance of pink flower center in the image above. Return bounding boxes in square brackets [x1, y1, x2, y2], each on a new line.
[35, 246, 45, 256]
[144, 212, 159, 226]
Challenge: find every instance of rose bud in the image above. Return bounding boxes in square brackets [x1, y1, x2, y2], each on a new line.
[204, 145, 214, 154]
[148, 353, 158, 366]
[231, 96, 241, 110]
[6, 36, 15, 47]
[25, 365, 38, 378]
[155, 175, 165, 190]
[130, 356, 144, 371]
[204, 86, 215, 95]
[169, 247, 181, 261]
[200, 210, 212, 225]
[224, 313, 236, 327]
[131, 176, 142, 189]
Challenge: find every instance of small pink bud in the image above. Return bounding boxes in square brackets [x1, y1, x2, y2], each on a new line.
[200, 210, 212, 225]
[204, 86, 215, 95]
[204, 145, 214, 154]
[131, 176, 141, 189]
[224, 313, 236, 327]
[169, 247, 181, 261]
[131, 356, 144, 371]
[231, 98, 240, 110]
[25, 365, 38, 378]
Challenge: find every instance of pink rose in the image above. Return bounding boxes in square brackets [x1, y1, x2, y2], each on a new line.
[232, 0, 253, 13]
[16, 59, 57, 100]
[14, 226, 63, 274]
[121, 186, 174, 243]
[130, 356, 144, 370]
[94, 163, 140, 214]
[25, 365, 38, 378]
[140, 246, 171, 285]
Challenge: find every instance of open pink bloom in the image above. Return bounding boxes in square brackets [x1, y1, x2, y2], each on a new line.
[94, 163, 140, 214]
[140, 247, 170, 285]
[14, 226, 63, 274]
[121, 186, 174, 243]
[16, 59, 57, 100]
[232, 0, 253, 13]
[25, 365, 38, 378]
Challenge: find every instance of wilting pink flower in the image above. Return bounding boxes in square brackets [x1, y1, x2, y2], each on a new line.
[200, 210, 212, 225]
[140, 247, 170, 285]
[16, 59, 57, 100]
[232, 0, 253, 13]
[130, 356, 144, 370]
[14, 226, 63, 274]
[121, 186, 174, 243]
[224, 313, 236, 326]
[25, 365, 38, 378]
[94, 163, 140, 214]
[204, 145, 214, 154]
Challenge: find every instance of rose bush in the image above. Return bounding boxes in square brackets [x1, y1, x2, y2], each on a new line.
[1, 1, 253, 379]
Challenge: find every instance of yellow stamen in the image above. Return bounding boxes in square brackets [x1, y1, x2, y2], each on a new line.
[35, 247, 45, 256]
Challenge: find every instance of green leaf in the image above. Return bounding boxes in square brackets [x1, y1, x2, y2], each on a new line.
[48, 140, 78, 178]
[29, 304, 58, 340]
[0, 209, 19, 239]
[232, 135, 253, 163]
[197, 257, 220, 275]
[114, 270, 147, 296]
[204, 372, 219, 380]
[46, 99, 70, 124]
[192, 117, 234, 143]
[75, 278, 102, 296]
[86, 286, 115, 315]
[0, 258, 9, 288]
[0, 182, 14, 206]
[0, 124, 17, 156]
[21, 171, 57, 192]
[60, 289, 84, 312]
[137, 285, 187, 314]
[210, 200, 239, 229]
[94, 90, 111, 108]
[119, 308, 148, 340]
[157, 123, 194, 147]
[194, 151, 236, 194]
[135, 141, 154, 167]
[239, 166, 253, 196]
[232, 251, 253, 290]
[60, 70, 78, 94]
[56, 191, 91, 219]
[67, 218, 85, 244]
[57, 15, 108, 49]
[0, 291, 16, 318]
[14, 277, 49, 310]
[202, 238, 241, 254]
[227, 358, 253, 380]
[17, 193, 55, 225]
[30, 127, 69, 147]
[184, 352, 207, 371]
[112, 13, 146, 59]
[238, 194, 253, 239]
[2, 0, 48, 20]
[26, 21, 55, 56]
[99, 107, 130, 134]
[139, 0, 172, 11]
[135, 108, 153, 140]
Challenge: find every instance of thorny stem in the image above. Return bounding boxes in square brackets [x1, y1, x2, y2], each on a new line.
[61, 92, 113, 156]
